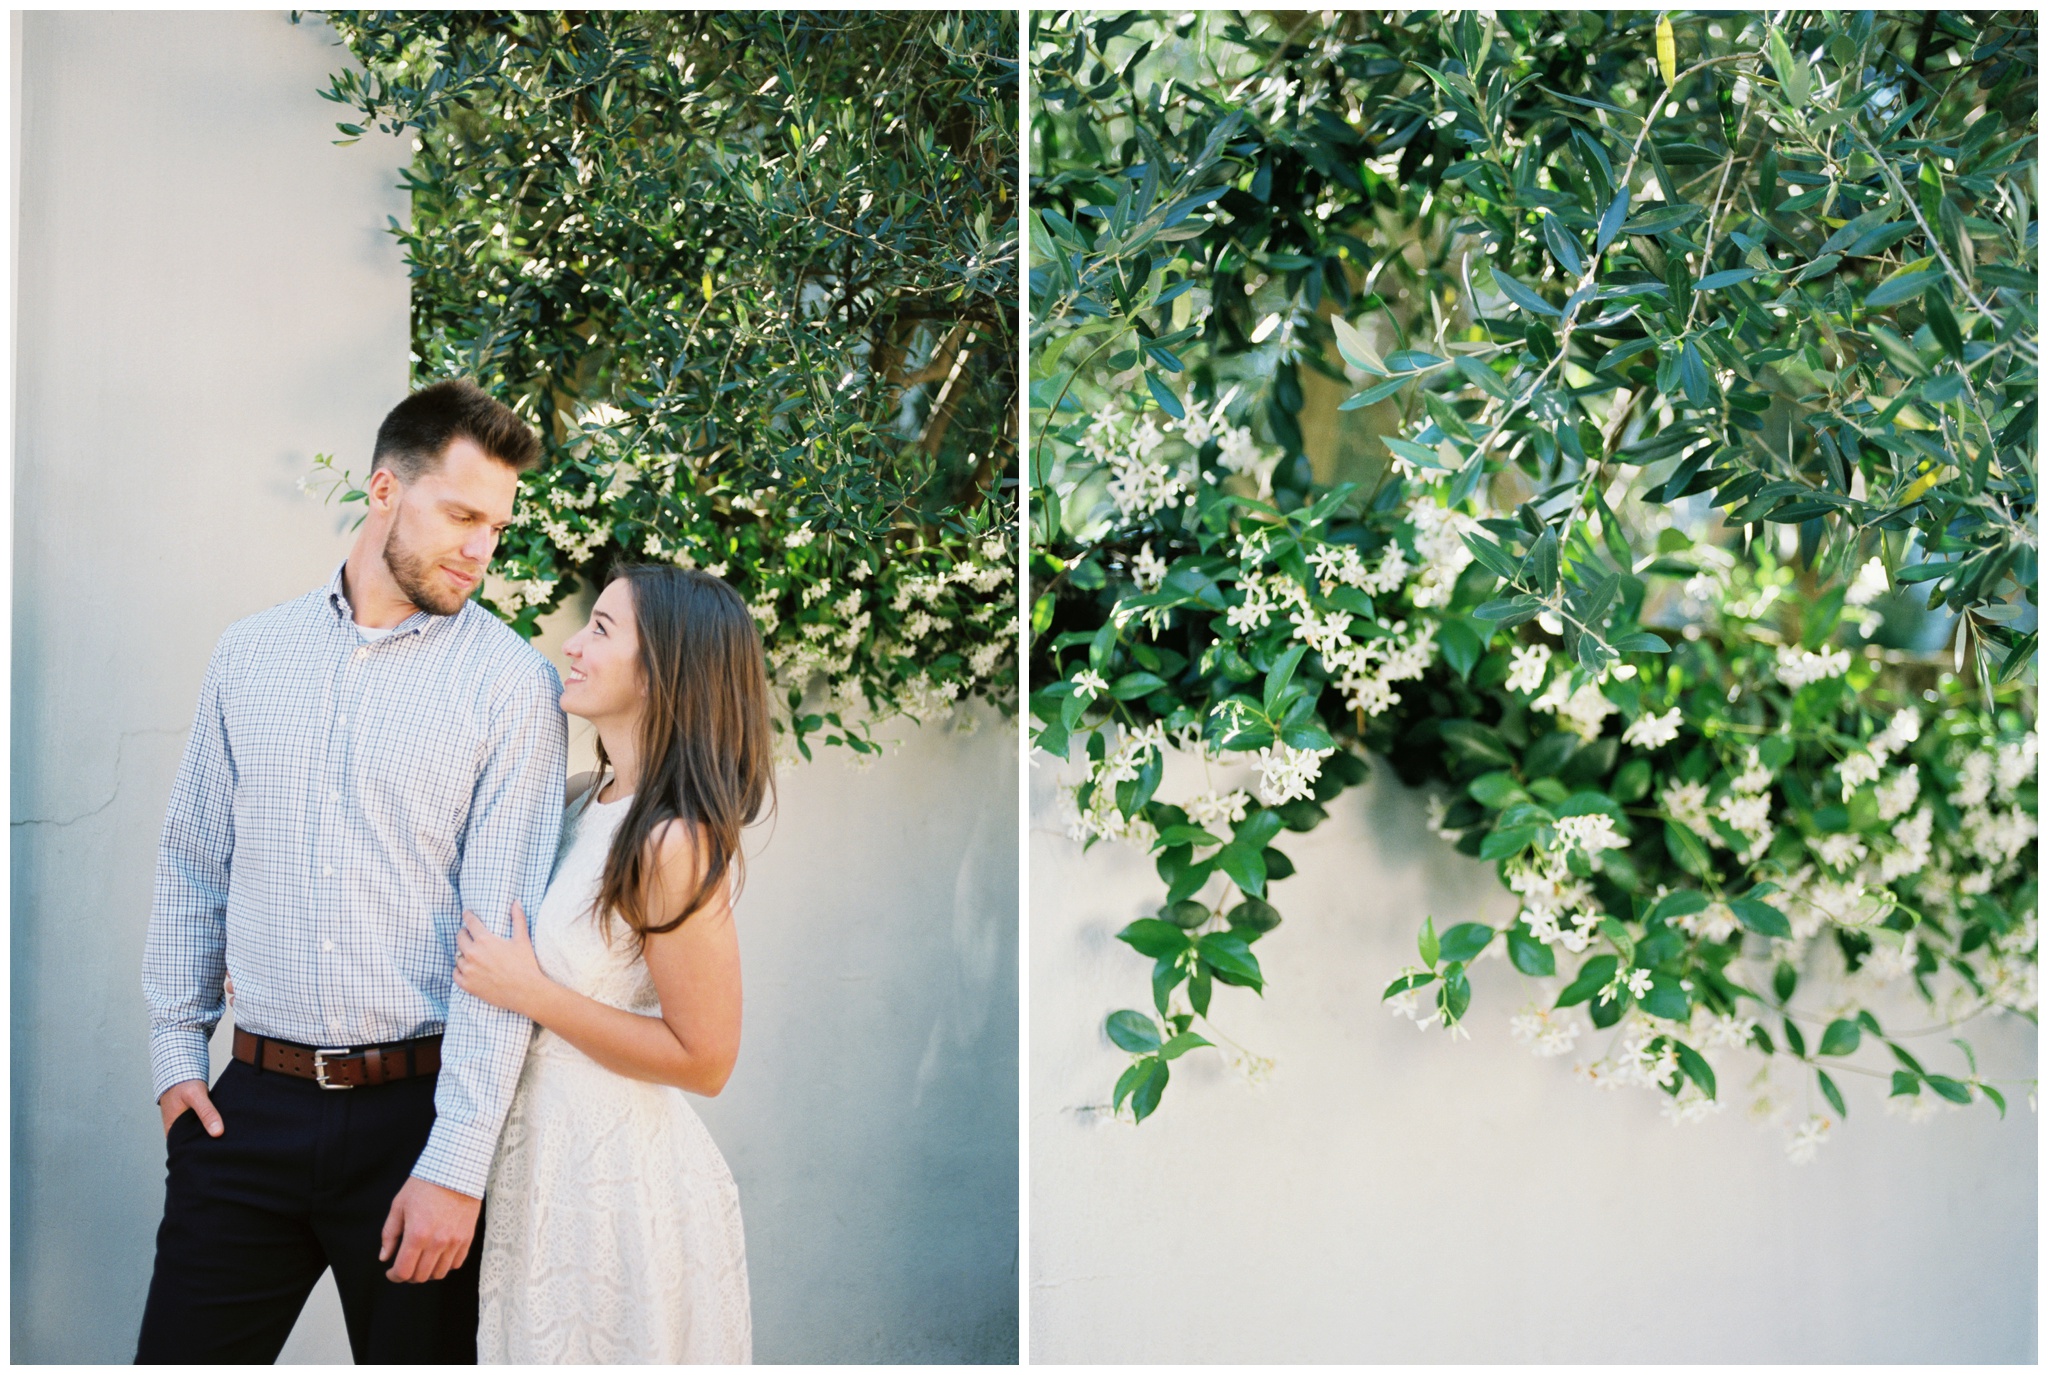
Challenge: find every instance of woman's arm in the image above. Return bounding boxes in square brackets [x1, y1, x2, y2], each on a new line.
[453, 820, 743, 1096]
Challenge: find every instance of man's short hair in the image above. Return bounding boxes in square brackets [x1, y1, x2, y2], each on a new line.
[372, 379, 543, 480]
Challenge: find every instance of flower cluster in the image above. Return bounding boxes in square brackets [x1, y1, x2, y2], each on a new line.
[1077, 390, 1281, 530]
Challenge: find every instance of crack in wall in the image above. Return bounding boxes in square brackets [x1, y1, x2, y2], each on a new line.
[11, 726, 188, 828]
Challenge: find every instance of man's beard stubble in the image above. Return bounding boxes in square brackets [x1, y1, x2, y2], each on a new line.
[382, 510, 470, 617]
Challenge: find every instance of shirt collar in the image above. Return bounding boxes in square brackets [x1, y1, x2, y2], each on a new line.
[323, 559, 461, 640]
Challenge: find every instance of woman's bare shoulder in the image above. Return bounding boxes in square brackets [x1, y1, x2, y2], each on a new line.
[643, 817, 728, 921]
[645, 816, 703, 869]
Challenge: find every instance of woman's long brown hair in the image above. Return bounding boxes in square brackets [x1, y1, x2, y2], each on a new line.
[589, 565, 775, 946]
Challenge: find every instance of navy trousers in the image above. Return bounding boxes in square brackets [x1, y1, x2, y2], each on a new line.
[134, 1057, 481, 1364]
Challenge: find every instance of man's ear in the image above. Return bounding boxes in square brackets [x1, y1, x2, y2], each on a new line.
[365, 465, 403, 511]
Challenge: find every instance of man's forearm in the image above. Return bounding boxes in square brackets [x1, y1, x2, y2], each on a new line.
[413, 983, 534, 1198]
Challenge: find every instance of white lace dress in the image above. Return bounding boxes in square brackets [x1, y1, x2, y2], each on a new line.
[477, 790, 752, 1364]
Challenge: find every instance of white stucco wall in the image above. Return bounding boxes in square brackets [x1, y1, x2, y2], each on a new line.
[1030, 751, 2037, 1363]
[12, 11, 1017, 1363]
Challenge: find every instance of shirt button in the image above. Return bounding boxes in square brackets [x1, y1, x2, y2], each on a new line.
[329, 790, 342, 804]
[321, 865, 334, 877]
[354, 648, 368, 663]
[337, 715, 348, 728]
[321, 940, 336, 953]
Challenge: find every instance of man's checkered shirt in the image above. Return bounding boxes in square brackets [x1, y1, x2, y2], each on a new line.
[143, 563, 567, 1198]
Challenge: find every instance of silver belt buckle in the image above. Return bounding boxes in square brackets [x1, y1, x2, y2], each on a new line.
[313, 1047, 355, 1090]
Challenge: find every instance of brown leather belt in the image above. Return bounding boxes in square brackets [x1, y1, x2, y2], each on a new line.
[232, 1028, 443, 1090]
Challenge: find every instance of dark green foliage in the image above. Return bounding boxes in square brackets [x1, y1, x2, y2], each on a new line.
[306, 11, 1021, 752]
[1032, 11, 2035, 1129]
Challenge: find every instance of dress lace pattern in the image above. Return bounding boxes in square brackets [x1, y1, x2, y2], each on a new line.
[477, 788, 752, 1364]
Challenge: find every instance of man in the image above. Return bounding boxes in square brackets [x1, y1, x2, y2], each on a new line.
[138, 379, 567, 1362]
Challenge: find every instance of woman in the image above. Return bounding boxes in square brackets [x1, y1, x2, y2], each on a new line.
[452, 564, 772, 1363]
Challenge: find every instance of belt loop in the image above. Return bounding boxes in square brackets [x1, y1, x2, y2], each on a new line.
[364, 1045, 383, 1086]
[251, 1034, 265, 1075]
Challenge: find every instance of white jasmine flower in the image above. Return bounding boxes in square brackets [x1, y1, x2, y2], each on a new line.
[1701, 1012, 1757, 1048]
[1671, 901, 1739, 943]
[1385, 986, 1431, 1025]
[1962, 804, 2038, 866]
[1216, 424, 1279, 495]
[1984, 955, 2038, 1014]
[1132, 542, 1168, 592]
[1879, 807, 1933, 880]
[1786, 1115, 1832, 1165]
[1809, 832, 1869, 871]
[1403, 498, 1481, 610]
[1730, 746, 1774, 796]
[1862, 932, 1919, 983]
[1875, 765, 1921, 821]
[1716, 791, 1774, 854]
[1293, 609, 1355, 663]
[1662, 781, 1714, 834]
[785, 523, 816, 549]
[1837, 750, 1882, 792]
[1871, 706, 1921, 756]
[1104, 443, 1188, 523]
[967, 640, 1006, 678]
[1622, 708, 1682, 750]
[1341, 671, 1399, 716]
[1058, 777, 1155, 848]
[1774, 644, 1851, 690]
[1359, 542, 1410, 596]
[1185, 790, 1251, 830]
[1995, 732, 2038, 797]
[1555, 813, 1628, 856]
[1329, 618, 1435, 718]
[1226, 581, 1276, 633]
[1305, 543, 1358, 587]
[1505, 643, 1552, 695]
[1662, 1083, 1723, 1125]
[1533, 678, 1618, 742]
[1952, 749, 1996, 808]
[1071, 668, 1109, 703]
[1509, 1006, 1581, 1058]
[1712, 790, 1777, 831]
[1251, 743, 1334, 806]
[897, 670, 963, 725]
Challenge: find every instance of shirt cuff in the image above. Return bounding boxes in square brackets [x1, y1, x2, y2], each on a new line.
[410, 1118, 497, 1200]
[149, 1028, 213, 1101]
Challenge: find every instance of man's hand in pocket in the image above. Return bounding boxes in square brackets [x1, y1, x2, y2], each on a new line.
[157, 1079, 224, 1137]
